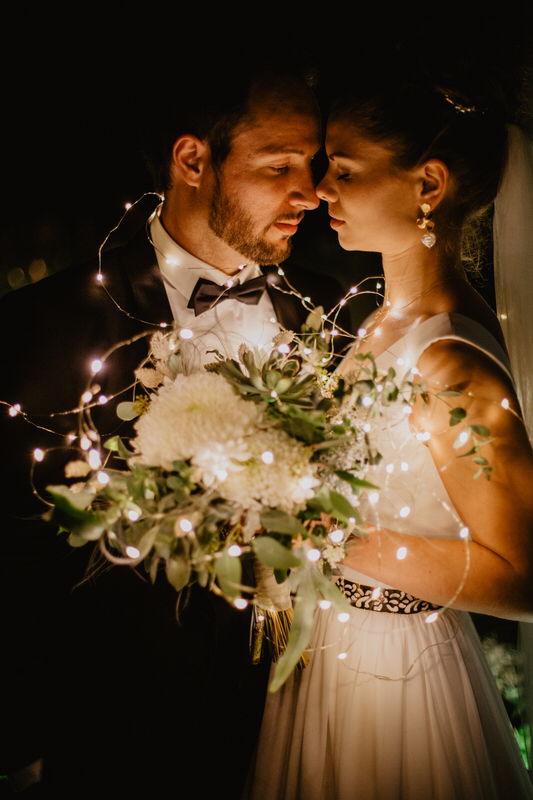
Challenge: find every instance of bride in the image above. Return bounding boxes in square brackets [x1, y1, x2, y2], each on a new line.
[245, 75, 533, 798]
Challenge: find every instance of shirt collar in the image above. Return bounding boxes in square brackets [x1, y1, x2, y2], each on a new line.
[149, 203, 262, 300]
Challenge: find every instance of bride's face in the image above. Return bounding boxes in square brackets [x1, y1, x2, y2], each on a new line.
[316, 120, 421, 255]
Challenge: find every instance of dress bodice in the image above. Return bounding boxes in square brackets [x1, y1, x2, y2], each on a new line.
[343, 312, 514, 587]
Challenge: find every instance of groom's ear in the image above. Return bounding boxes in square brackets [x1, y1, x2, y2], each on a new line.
[417, 159, 449, 210]
[170, 135, 211, 188]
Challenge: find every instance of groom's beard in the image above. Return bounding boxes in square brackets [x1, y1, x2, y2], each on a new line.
[208, 171, 296, 265]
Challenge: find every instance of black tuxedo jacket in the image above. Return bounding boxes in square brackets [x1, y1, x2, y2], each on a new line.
[0, 224, 347, 798]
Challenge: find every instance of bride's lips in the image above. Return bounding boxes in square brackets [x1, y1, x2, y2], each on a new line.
[273, 221, 300, 235]
[329, 216, 345, 230]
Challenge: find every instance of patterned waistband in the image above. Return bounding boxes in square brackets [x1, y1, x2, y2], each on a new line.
[338, 578, 442, 614]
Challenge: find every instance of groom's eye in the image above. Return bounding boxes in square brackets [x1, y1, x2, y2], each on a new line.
[270, 166, 290, 174]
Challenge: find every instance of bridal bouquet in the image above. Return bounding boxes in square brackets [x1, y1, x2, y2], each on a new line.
[44, 313, 484, 690]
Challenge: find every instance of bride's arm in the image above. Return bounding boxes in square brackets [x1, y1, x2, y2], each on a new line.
[344, 339, 533, 621]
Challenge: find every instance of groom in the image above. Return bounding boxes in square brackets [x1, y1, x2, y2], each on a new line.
[0, 56, 345, 798]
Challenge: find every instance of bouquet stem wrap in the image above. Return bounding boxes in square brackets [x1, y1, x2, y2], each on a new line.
[251, 557, 309, 670]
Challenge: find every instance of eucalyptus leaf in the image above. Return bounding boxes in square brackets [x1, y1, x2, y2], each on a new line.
[312, 570, 352, 614]
[166, 556, 191, 592]
[328, 490, 359, 523]
[334, 471, 378, 491]
[269, 570, 316, 692]
[469, 424, 491, 437]
[253, 536, 302, 569]
[116, 401, 139, 421]
[215, 550, 242, 599]
[449, 407, 467, 426]
[260, 509, 307, 536]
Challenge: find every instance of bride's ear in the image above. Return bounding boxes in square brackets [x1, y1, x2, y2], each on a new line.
[416, 159, 449, 210]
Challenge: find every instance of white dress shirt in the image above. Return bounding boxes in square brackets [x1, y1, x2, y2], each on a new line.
[149, 205, 281, 372]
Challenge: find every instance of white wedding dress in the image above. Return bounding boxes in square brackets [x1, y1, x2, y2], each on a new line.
[245, 313, 533, 800]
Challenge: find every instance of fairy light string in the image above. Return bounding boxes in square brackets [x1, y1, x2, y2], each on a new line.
[3, 197, 524, 684]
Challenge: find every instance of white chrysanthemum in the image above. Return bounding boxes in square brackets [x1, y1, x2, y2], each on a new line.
[132, 372, 262, 473]
[220, 427, 318, 518]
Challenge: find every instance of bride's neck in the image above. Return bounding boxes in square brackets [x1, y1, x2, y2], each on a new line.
[381, 245, 466, 313]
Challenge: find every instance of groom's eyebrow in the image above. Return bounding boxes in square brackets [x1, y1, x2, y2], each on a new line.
[256, 145, 308, 155]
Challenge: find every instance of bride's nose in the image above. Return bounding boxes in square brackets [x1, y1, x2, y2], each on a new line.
[316, 171, 336, 203]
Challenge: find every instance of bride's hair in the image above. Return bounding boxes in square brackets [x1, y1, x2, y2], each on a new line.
[326, 35, 530, 269]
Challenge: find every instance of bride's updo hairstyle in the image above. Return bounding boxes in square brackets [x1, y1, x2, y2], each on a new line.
[327, 41, 528, 265]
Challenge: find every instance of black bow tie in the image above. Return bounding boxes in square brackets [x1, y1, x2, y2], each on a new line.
[187, 275, 269, 316]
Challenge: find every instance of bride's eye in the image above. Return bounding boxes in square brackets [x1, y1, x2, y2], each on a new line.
[337, 173, 350, 181]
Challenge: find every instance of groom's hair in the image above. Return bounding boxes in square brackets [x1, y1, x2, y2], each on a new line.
[142, 49, 317, 195]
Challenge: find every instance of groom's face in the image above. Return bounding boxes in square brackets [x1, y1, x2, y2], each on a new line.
[207, 80, 321, 265]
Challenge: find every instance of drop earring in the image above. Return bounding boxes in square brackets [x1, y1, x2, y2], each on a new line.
[417, 203, 436, 248]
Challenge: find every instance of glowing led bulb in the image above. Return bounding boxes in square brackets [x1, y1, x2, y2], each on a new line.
[501, 398, 510, 409]
[215, 469, 228, 481]
[261, 450, 274, 464]
[97, 471, 109, 485]
[337, 652, 348, 660]
[88, 449, 101, 469]
[396, 358, 405, 366]
[98, 395, 108, 405]
[304, 295, 311, 302]
[128, 509, 140, 522]
[96, 273, 104, 282]
[179, 518, 193, 533]
[376, 282, 382, 289]
[368, 491, 379, 505]
[277, 268, 285, 276]
[91, 359, 102, 373]
[226, 279, 235, 288]
[81, 391, 93, 404]
[363, 423, 371, 432]
[319, 600, 332, 610]
[277, 343, 291, 354]
[9, 404, 21, 417]
[425, 612, 439, 624]
[340, 298, 347, 306]
[160, 322, 168, 328]
[80, 437, 91, 451]
[33, 448, 44, 462]
[125, 202, 132, 210]
[371, 587, 382, 601]
[396, 546, 407, 560]
[362, 396, 373, 407]
[238, 264, 245, 271]
[458, 431, 470, 444]
[234, 598, 248, 610]
[228, 545, 242, 557]
[374, 327, 382, 337]
[126, 546, 140, 559]
[307, 548, 321, 562]
[401, 462, 409, 472]
[399, 506, 411, 518]
[299, 476, 314, 490]
[350, 286, 358, 294]
[357, 327, 367, 337]
[337, 612, 351, 623]
[500, 313, 507, 320]
[460, 526, 469, 539]
[180, 328, 194, 340]
[332, 329, 339, 337]
[329, 529, 344, 543]
[386, 463, 394, 474]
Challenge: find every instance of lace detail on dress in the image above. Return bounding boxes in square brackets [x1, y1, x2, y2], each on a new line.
[338, 577, 442, 614]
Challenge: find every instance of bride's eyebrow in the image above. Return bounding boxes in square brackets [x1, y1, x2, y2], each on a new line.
[328, 151, 354, 161]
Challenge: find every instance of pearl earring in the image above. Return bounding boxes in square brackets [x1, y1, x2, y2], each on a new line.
[417, 203, 436, 248]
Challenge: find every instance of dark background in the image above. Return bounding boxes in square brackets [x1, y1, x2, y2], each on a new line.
[0, 4, 532, 763]
[3, 3, 531, 322]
